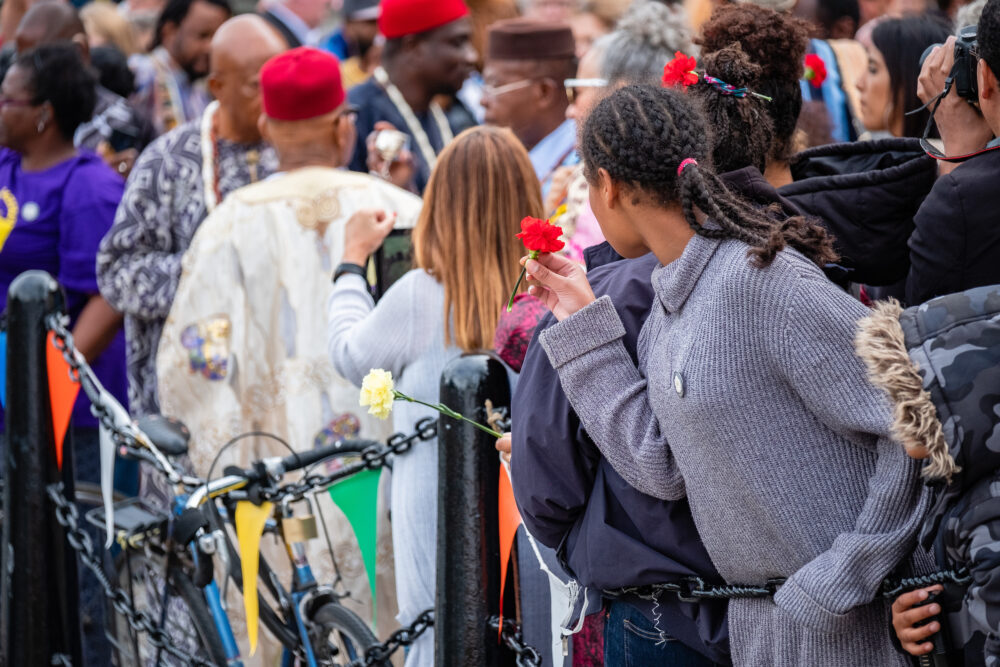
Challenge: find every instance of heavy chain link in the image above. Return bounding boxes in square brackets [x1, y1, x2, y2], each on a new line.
[610, 567, 973, 604]
[47, 483, 214, 667]
[608, 575, 783, 602]
[880, 568, 971, 600]
[487, 616, 542, 667]
[347, 609, 434, 667]
[265, 418, 438, 502]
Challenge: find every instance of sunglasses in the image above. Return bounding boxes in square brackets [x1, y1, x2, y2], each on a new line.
[564, 78, 608, 103]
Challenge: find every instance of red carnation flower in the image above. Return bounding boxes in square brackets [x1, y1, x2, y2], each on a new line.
[516, 216, 565, 255]
[507, 216, 566, 311]
[803, 54, 827, 88]
[662, 52, 699, 88]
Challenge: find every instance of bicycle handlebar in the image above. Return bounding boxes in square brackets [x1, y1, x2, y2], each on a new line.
[275, 438, 381, 476]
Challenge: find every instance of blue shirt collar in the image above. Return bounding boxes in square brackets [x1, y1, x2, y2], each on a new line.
[529, 118, 577, 182]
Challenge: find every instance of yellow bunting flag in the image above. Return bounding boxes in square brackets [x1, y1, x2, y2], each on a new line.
[235, 500, 273, 655]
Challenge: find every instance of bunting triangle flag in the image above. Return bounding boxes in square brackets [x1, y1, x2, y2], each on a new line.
[328, 468, 381, 623]
[46, 332, 79, 469]
[0, 330, 7, 408]
[498, 460, 522, 636]
[235, 500, 273, 656]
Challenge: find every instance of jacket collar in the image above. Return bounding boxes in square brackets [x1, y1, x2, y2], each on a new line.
[652, 234, 721, 314]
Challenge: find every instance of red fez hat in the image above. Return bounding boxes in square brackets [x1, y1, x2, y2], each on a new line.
[260, 47, 345, 122]
[378, 0, 469, 40]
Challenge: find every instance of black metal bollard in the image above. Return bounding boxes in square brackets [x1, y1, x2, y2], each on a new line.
[1, 270, 82, 665]
[436, 353, 513, 666]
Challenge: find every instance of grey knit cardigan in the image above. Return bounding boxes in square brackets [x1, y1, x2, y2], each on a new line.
[539, 235, 930, 665]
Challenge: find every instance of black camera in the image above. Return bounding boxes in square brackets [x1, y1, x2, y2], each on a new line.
[913, 586, 966, 667]
[921, 25, 979, 102]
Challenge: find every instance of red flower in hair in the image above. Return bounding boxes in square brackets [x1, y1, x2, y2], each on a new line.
[662, 52, 699, 88]
[516, 216, 565, 254]
[803, 54, 827, 88]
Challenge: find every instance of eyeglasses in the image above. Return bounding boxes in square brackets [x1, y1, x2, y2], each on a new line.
[482, 79, 536, 99]
[336, 104, 359, 124]
[564, 78, 608, 103]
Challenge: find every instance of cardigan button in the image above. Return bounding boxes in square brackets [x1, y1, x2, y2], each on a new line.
[673, 371, 685, 398]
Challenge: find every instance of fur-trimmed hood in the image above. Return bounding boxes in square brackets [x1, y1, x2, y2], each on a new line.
[856, 285, 1000, 542]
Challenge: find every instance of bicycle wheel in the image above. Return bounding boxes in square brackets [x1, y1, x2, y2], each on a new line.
[310, 602, 387, 667]
[109, 550, 227, 667]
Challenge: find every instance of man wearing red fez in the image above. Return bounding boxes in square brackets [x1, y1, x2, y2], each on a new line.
[347, 0, 477, 193]
[157, 47, 421, 661]
[482, 18, 578, 201]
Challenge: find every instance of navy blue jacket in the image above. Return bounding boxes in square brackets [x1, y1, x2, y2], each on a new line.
[512, 247, 730, 663]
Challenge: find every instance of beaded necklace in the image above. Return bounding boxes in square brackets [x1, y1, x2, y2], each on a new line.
[201, 102, 260, 213]
[373, 67, 453, 169]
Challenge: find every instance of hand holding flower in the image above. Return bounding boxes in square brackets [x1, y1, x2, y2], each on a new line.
[507, 216, 565, 312]
[524, 251, 595, 322]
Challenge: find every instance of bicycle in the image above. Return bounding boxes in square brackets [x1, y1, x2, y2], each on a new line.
[89, 413, 393, 667]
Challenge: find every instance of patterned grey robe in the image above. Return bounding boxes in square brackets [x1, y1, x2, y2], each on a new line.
[96, 116, 277, 416]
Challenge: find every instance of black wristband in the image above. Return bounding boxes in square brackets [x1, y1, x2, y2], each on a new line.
[333, 262, 367, 283]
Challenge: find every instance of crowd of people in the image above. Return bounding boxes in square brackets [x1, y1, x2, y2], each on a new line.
[4, 0, 1000, 664]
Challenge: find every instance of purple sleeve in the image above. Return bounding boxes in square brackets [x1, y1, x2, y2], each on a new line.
[58, 160, 124, 296]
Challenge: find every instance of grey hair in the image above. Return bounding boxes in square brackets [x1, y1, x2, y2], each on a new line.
[597, 0, 696, 86]
[956, 0, 986, 34]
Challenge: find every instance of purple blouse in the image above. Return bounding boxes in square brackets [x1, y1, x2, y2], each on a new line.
[0, 148, 127, 428]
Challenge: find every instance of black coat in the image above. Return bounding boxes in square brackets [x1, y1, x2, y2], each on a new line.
[906, 147, 1000, 306]
[780, 138, 937, 287]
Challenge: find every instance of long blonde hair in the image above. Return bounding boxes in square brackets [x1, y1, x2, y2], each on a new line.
[413, 126, 544, 352]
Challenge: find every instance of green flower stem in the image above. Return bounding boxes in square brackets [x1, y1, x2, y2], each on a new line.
[507, 250, 539, 313]
[393, 391, 503, 438]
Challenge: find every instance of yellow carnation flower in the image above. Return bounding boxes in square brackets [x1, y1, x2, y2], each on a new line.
[360, 368, 396, 420]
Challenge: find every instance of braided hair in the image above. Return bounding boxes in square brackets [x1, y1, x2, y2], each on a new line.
[686, 45, 773, 174]
[580, 85, 836, 268]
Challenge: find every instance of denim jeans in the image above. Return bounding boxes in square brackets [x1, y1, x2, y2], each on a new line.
[604, 600, 721, 667]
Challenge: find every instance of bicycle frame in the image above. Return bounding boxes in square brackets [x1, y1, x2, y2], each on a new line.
[182, 477, 349, 667]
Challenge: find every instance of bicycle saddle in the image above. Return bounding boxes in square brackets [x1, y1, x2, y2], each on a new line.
[136, 414, 191, 457]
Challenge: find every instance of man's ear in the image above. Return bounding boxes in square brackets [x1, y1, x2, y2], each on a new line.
[400, 33, 420, 55]
[71, 33, 90, 63]
[537, 77, 566, 108]
[159, 21, 178, 50]
[258, 114, 271, 143]
[207, 72, 223, 100]
[980, 58, 996, 100]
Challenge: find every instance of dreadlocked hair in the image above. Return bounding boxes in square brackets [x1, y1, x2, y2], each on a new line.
[687, 44, 773, 174]
[581, 85, 837, 268]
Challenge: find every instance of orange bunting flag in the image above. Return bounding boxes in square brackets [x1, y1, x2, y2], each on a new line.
[498, 461, 522, 637]
[46, 332, 79, 470]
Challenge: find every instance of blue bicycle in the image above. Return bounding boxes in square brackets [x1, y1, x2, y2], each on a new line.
[90, 413, 392, 667]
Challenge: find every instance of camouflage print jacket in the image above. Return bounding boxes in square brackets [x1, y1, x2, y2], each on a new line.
[857, 285, 1000, 666]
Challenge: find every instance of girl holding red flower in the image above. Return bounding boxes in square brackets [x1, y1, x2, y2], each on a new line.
[523, 83, 928, 666]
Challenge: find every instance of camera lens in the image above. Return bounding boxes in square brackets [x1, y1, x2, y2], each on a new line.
[920, 43, 941, 67]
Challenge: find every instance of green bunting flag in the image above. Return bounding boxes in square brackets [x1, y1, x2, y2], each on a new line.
[328, 468, 382, 622]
